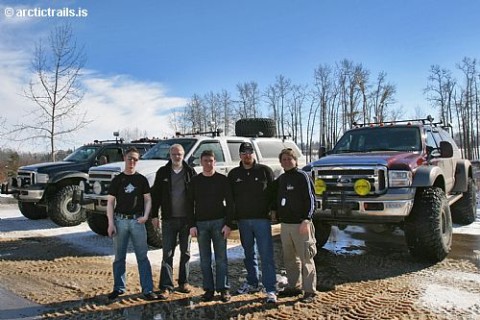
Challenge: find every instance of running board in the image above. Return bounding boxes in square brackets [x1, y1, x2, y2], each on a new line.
[447, 193, 463, 206]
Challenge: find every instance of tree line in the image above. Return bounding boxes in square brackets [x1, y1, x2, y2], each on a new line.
[425, 58, 480, 160]
[2, 23, 480, 182]
[172, 57, 480, 163]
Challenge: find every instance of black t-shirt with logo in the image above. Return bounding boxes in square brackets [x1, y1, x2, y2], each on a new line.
[108, 172, 150, 215]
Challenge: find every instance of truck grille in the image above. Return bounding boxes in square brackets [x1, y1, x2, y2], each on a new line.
[16, 170, 35, 187]
[87, 170, 120, 195]
[313, 165, 387, 195]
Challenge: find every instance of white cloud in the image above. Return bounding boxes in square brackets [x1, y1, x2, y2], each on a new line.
[80, 74, 188, 145]
[0, 16, 188, 153]
[1, 67, 188, 152]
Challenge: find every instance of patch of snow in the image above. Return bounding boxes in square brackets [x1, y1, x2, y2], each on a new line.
[0, 205, 245, 269]
[420, 283, 480, 310]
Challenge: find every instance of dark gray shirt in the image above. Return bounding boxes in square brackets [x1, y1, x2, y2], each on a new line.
[171, 168, 187, 218]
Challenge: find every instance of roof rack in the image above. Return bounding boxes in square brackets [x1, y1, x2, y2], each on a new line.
[352, 115, 444, 128]
[175, 128, 223, 138]
[131, 137, 160, 143]
[92, 131, 124, 145]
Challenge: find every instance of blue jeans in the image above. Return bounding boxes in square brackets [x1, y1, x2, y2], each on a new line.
[196, 218, 229, 292]
[237, 219, 277, 292]
[112, 217, 153, 294]
[159, 218, 191, 290]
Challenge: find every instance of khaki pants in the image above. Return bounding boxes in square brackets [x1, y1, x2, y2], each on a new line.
[280, 222, 317, 294]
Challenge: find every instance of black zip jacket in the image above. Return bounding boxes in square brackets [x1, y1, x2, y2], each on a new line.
[273, 167, 315, 224]
[150, 160, 197, 220]
[228, 161, 275, 220]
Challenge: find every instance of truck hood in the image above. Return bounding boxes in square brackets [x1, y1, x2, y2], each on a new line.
[20, 161, 89, 174]
[310, 152, 424, 171]
[89, 159, 170, 184]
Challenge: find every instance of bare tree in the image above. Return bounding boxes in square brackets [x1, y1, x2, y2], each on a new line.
[370, 71, 396, 122]
[119, 128, 150, 142]
[274, 75, 292, 136]
[14, 24, 89, 161]
[183, 94, 205, 133]
[425, 65, 456, 124]
[235, 81, 261, 119]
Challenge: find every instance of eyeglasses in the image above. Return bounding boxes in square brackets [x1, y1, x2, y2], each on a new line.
[127, 156, 139, 162]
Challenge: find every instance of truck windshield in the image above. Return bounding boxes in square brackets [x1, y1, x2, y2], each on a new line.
[333, 127, 422, 153]
[142, 139, 196, 160]
[64, 146, 101, 162]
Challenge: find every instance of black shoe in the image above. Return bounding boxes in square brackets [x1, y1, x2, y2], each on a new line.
[278, 288, 302, 297]
[107, 290, 124, 300]
[177, 283, 192, 293]
[300, 292, 316, 303]
[143, 291, 159, 301]
[157, 289, 170, 300]
[201, 290, 215, 302]
[220, 290, 231, 302]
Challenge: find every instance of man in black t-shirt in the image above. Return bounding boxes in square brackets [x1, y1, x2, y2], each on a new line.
[187, 150, 234, 302]
[106, 147, 157, 301]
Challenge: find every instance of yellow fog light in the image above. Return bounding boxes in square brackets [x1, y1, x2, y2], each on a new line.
[354, 179, 371, 196]
[314, 179, 326, 195]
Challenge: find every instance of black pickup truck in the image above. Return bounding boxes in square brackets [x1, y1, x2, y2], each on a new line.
[1, 136, 157, 227]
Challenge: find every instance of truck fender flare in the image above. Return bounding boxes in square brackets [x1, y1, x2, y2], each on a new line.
[452, 160, 471, 193]
[50, 171, 88, 185]
[411, 166, 445, 190]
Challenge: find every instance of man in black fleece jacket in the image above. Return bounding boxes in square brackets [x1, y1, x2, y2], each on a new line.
[187, 150, 235, 302]
[274, 148, 317, 303]
[228, 142, 278, 303]
[151, 144, 197, 299]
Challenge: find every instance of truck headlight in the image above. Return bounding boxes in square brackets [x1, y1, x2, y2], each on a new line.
[389, 170, 412, 187]
[93, 181, 102, 195]
[314, 179, 326, 195]
[36, 173, 49, 184]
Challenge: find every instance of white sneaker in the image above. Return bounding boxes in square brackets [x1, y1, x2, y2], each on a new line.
[236, 281, 260, 294]
[266, 291, 277, 303]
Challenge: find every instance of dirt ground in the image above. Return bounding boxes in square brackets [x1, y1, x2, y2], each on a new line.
[1, 200, 480, 319]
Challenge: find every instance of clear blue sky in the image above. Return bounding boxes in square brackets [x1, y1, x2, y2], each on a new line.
[1, 0, 479, 151]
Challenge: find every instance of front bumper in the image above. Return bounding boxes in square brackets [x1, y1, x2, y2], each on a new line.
[315, 188, 415, 224]
[1, 182, 44, 202]
[82, 193, 108, 213]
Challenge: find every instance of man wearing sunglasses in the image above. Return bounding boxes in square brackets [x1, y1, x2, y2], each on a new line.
[228, 142, 278, 303]
[106, 147, 157, 301]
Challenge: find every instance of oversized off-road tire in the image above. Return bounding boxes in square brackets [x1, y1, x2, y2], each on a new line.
[18, 202, 47, 220]
[235, 118, 276, 137]
[48, 185, 87, 227]
[313, 220, 331, 248]
[146, 218, 162, 248]
[86, 211, 108, 236]
[404, 187, 452, 262]
[451, 177, 477, 225]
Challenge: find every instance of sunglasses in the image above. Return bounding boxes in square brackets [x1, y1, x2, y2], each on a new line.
[127, 156, 139, 162]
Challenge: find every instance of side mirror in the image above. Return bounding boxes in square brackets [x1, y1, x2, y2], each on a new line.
[188, 156, 200, 167]
[318, 146, 326, 158]
[439, 141, 453, 158]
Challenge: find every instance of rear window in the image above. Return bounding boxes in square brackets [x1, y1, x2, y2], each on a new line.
[256, 140, 289, 159]
[227, 141, 245, 162]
